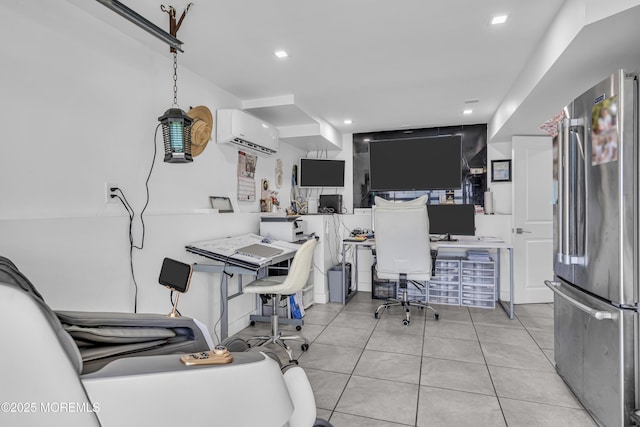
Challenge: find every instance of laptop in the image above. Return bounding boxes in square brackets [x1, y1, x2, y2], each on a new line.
[235, 243, 283, 260]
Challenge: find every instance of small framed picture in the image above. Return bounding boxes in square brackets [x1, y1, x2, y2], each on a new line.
[209, 196, 234, 213]
[491, 159, 512, 182]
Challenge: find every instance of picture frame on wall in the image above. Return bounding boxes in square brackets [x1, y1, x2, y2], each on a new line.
[209, 196, 234, 213]
[491, 159, 512, 182]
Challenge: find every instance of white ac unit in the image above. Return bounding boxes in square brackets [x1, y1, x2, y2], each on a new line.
[216, 109, 279, 156]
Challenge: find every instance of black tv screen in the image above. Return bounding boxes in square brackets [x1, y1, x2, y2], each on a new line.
[369, 136, 462, 190]
[299, 158, 345, 187]
[427, 204, 475, 237]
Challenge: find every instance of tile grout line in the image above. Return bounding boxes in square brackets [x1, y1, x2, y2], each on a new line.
[413, 304, 430, 427]
[326, 300, 379, 421]
[469, 308, 510, 427]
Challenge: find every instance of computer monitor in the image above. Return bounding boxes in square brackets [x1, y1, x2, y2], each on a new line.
[299, 158, 345, 187]
[427, 204, 475, 241]
[369, 135, 462, 191]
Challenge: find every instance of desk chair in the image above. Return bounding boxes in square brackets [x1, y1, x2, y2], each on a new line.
[243, 238, 317, 362]
[373, 196, 439, 324]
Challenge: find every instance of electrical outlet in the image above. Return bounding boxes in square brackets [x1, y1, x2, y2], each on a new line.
[105, 182, 119, 203]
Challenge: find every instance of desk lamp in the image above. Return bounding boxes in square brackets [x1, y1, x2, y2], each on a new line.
[158, 258, 193, 318]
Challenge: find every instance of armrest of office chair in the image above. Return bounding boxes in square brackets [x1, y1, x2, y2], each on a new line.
[82, 352, 294, 427]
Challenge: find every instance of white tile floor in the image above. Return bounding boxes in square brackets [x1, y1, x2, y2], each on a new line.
[233, 292, 598, 427]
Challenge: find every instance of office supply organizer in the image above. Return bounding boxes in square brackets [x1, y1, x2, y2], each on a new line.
[371, 264, 396, 300]
[377, 255, 497, 309]
[427, 257, 461, 305]
[460, 259, 496, 309]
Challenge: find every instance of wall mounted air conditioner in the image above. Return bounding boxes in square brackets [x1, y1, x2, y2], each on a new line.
[216, 109, 279, 156]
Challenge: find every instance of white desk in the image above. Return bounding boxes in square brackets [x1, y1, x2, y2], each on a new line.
[342, 237, 514, 319]
[186, 234, 301, 340]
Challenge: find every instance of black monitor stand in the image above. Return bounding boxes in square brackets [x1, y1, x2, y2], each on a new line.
[438, 233, 458, 242]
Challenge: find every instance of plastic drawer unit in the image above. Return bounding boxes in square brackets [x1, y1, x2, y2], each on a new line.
[301, 283, 314, 309]
[460, 259, 496, 309]
[428, 257, 461, 306]
[371, 264, 397, 300]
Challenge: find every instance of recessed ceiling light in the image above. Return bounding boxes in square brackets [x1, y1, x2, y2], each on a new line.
[344, 119, 352, 125]
[491, 15, 508, 25]
[463, 109, 473, 115]
[274, 50, 288, 58]
[465, 99, 480, 104]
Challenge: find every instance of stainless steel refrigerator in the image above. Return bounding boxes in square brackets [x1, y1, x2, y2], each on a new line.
[545, 69, 638, 427]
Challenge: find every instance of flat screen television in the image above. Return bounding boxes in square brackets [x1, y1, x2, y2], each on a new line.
[427, 204, 475, 241]
[299, 158, 345, 187]
[369, 135, 462, 191]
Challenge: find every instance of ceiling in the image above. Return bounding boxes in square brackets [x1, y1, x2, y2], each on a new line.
[76, 1, 640, 141]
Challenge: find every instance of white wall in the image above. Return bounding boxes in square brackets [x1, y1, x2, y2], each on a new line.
[0, 3, 306, 340]
[339, 133, 355, 213]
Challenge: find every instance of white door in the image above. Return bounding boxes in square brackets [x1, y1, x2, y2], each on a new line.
[512, 136, 553, 303]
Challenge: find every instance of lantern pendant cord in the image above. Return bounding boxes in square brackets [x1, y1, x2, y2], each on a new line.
[172, 52, 179, 107]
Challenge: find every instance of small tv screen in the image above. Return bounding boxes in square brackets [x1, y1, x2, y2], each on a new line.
[369, 136, 462, 190]
[299, 158, 345, 187]
[427, 204, 475, 238]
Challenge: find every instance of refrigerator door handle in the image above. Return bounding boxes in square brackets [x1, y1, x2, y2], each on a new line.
[544, 280, 614, 320]
[556, 119, 587, 266]
[569, 120, 586, 265]
[556, 118, 567, 262]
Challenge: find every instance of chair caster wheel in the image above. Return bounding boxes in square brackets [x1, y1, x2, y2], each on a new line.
[301, 343, 309, 352]
[250, 321, 255, 326]
[434, 313, 440, 321]
[374, 312, 379, 319]
[402, 319, 410, 326]
[296, 325, 302, 331]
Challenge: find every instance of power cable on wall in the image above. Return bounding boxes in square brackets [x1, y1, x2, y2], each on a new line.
[111, 123, 160, 313]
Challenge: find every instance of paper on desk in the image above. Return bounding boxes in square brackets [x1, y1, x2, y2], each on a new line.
[188, 233, 299, 258]
[190, 233, 264, 257]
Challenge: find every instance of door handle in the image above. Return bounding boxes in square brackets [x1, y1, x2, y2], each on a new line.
[514, 228, 531, 234]
[544, 280, 613, 320]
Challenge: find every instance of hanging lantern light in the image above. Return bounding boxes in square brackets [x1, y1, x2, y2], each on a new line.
[159, 106, 193, 163]
[159, 51, 192, 163]
[159, 4, 193, 163]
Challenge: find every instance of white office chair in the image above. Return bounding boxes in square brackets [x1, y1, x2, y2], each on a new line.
[243, 238, 317, 362]
[373, 196, 439, 324]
